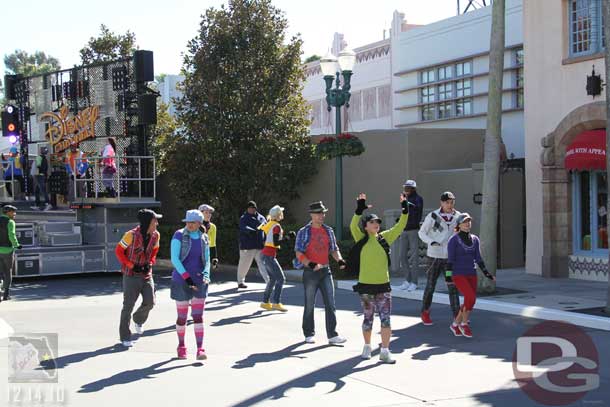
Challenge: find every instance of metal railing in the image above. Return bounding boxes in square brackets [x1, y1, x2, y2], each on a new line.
[72, 155, 156, 201]
[0, 160, 18, 202]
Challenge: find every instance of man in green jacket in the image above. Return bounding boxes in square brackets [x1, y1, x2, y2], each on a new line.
[0, 205, 21, 302]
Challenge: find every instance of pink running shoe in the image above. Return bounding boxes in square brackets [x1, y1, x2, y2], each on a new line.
[196, 348, 207, 360]
[177, 346, 187, 359]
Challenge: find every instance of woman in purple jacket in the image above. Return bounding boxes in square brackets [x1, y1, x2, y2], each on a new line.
[445, 213, 495, 338]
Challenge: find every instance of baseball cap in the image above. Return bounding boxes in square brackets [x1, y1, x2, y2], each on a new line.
[137, 208, 162, 223]
[247, 201, 257, 209]
[441, 191, 456, 201]
[403, 179, 417, 188]
[182, 209, 204, 223]
[198, 204, 215, 212]
[268, 205, 284, 219]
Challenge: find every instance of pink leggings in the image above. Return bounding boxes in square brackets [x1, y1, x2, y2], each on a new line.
[175, 298, 206, 349]
[452, 275, 477, 312]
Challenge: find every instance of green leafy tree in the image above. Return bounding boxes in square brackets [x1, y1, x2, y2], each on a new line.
[164, 0, 317, 226]
[80, 24, 137, 65]
[4, 50, 61, 76]
[151, 102, 177, 172]
[304, 54, 321, 63]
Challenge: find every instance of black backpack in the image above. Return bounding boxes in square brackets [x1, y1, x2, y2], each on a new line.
[346, 233, 391, 277]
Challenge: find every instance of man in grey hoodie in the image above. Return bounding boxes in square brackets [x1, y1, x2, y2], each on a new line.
[418, 192, 461, 326]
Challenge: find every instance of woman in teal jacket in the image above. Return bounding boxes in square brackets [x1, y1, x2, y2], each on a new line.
[350, 193, 409, 364]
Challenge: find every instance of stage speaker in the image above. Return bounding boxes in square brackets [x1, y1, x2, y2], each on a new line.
[4, 75, 18, 100]
[138, 94, 157, 125]
[133, 50, 154, 82]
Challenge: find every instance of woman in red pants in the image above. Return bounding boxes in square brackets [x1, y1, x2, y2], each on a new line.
[444, 213, 495, 338]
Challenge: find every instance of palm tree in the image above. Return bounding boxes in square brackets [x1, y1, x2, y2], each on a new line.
[603, 0, 610, 314]
[479, 0, 504, 293]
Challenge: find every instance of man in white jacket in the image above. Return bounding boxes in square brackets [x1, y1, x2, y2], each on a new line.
[418, 192, 461, 326]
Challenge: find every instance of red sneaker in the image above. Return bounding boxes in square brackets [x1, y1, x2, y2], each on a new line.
[196, 348, 207, 360]
[450, 324, 462, 336]
[421, 310, 433, 326]
[459, 324, 473, 338]
[177, 346, 187, 359]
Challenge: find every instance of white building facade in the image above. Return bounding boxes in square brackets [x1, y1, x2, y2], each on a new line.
[302, 1, 525, 159]
[158, 74, 185, 117]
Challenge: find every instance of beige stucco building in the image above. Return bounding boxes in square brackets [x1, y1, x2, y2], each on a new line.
[525, 0, 609, 282]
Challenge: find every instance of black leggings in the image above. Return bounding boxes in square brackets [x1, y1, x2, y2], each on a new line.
[421, 258, 460, 316]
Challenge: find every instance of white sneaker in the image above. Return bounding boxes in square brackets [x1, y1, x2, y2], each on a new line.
[134, 323, 144, 335]
[379, 349, 396, 364]
[43, 203, 52, 212]
[361, 345, 372, 360]
[398, 281, 410, 290]
[328, 335, 347, 345]
[407, 283, 418, 292]
[121, 340, 133, 347]
[30, 206, 41, 211]
[304, 336, 315, 344]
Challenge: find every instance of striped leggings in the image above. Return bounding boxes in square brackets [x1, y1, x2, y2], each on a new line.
[175, 298, 206, 349]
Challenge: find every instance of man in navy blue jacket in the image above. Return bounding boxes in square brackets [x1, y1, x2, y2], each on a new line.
[237, 201, 269, 288]
[398, 180, 424, 291]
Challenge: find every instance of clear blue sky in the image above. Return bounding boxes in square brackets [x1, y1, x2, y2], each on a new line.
[1, 0, 463, 76]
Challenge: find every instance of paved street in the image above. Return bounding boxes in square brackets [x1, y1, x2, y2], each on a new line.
[0, 271, 608, 407]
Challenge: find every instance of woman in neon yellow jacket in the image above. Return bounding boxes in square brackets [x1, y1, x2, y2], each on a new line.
[350, 192, 409, 364]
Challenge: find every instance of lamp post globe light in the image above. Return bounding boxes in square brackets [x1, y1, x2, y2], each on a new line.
[320, 49, 356, 241]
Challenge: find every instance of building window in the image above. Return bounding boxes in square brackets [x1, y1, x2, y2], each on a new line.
[438, 102, 453, 119]
[516, 48, 524, 66]
[422, 105, 435, 121]
[456, 98, 472, 116]
[437, 82, 453, 101]
[421, 86, 435, 103]
[456, 79, 472, 97]
[569, 0, 605, 57]
[438, 65, 453, 81]
[456, 61, 472, 77]
[572, 170, 609, 252]
[421, 69, 435, 84]
[515, 48, 524, 108]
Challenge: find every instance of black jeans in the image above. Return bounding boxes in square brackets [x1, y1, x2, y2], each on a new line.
[421, 258, 460, 317]
[0, 252, 14, 299]
[302, 267, 338, 339]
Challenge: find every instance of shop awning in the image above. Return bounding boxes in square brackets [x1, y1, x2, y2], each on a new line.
[564, 129, 606, 170]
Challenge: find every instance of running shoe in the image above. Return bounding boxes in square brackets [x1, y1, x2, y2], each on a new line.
[459, 324, 473, 338]
[196, 348, 207, 360]
[421, 310, 433, 325]
[271, 303, 288, 312]
[361, 345, 372, 360]
[260, 302, 272, 311]
[379, 350, 396, 364]
[450, 324, 462, 336]
[328, 335, 347, 345]
[177, 346, 187, 359]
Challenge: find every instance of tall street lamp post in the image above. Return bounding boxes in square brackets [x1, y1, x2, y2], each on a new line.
[320, 49, 356, 241]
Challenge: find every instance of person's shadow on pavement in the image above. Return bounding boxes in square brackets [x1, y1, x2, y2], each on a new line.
[78, 359, 202, 393]
[212, 310, 278, 327]
[54, 344, 128, 370]
[232, 342, 334, 369]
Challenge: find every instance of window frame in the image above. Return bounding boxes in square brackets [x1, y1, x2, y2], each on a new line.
[568, 0, 605, 58]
